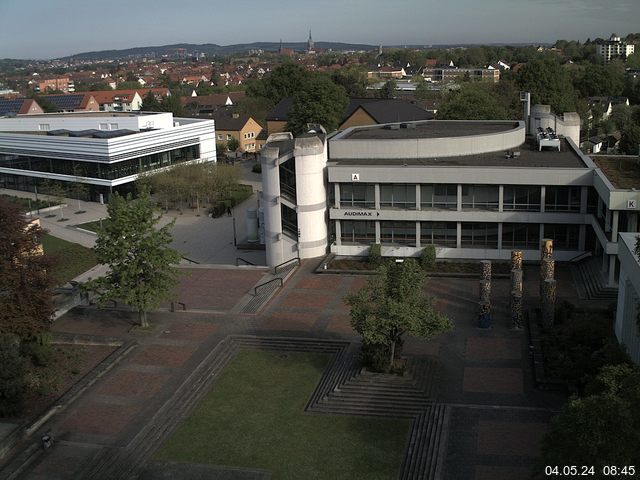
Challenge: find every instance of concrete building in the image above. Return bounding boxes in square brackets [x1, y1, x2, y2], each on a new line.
[0, 111, 216, 201]
[596, 34, 635, 63]
[615, 233, 640, 364]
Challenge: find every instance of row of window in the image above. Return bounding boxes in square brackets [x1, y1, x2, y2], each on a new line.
[340, 221, 580, 250]
[338, 184, 586, 212]
[0, 145, 199, 181]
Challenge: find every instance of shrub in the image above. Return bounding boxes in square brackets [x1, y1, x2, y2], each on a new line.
[0, 335, 26, 417]
[420, 245, 436, 270]
[361, 339, 404, 373]
[252, 163, 262, 174]
[368, 243, 382, 267]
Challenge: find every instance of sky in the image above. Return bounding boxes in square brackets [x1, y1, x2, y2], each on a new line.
[0, 0, 638, 59]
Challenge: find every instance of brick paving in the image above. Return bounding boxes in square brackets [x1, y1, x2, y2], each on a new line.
[8, 262, 581, 480]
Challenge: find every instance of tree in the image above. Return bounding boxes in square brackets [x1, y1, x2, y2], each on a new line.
[414, 78, 431, 102]
[331, 66, 369, 97]
[344, 259, 453, 371]
[246, 63, 309, 104]
[70, 165, 89, 213]
[0, 334, 26, 416]
[437, 83, 510, 120]
[516, 57, 578, 113]
[85, 191, 181, 328]
[379, 79, 397, 99]
[226, 136, 240, 152]
[140, 91, 161, 111]
[537, 364, 640, 476]
[285, 74, 348, 134]
[620, 124, 640, 155]
[0, 198, 54, 340]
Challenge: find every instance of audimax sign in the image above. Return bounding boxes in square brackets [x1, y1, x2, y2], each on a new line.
[341, 210, 380, 217]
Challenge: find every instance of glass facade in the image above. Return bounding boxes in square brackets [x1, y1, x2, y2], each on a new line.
[544, 224, 580, 250]
[340, 183, 375, 208]
[502, 223, 540, 249]
[278, 158, 296, 202]
[421, 184, 457, 209]
[380, 184, 416, 209]
[281, 204, 298, 239]
[545, 186, 581, 212]
[341, 220, 376, 244]
[380, 221, 416, 245]
[461, 185, 499, 211]
[0, 145, 199, 181]
[503, 185, 541, 211]
[421, 222, 457, 247]
[461, 223, 499, 248]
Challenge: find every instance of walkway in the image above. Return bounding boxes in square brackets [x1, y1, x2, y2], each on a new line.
[0, 259, 580, 480]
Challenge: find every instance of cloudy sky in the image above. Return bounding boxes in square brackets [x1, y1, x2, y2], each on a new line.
[0, 0, 638, 59]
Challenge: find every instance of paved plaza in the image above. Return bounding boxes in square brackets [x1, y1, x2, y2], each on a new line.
[0, 257, 574, 480]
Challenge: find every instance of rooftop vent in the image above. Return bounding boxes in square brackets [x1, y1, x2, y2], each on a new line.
[384, 124, 400, 130]
[400, 123, 416, 129]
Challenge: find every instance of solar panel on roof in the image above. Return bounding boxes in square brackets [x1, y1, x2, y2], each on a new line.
[0, 99, 26, 116]
[44, 94, 84, 110]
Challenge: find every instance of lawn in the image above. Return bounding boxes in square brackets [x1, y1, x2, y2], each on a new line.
[75, 219, 108, 233]
[41, 234, 98, 285]
[156, 350, 411, 479]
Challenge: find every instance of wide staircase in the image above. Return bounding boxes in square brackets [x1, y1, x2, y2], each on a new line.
[571, 257, 618, 301]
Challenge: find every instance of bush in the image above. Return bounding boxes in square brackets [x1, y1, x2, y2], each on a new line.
[0, 335, 26, 417]
[21, 337, 53, 367]
[361, 339, 404, 373]
[252, 163, 262, 174]
[368, 243, 382, 267]
[420, 245, 436, 270]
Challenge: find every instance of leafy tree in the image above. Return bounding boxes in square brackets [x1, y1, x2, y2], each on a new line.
[414, 78, 431, 101]
[246, 63, 309, 104]
[610, 104, 633, 132]
[344, 259, 453, 371]
[620, 124, 640, 155]
[331, 66, 369, 97]
[0, 334, 26, 416]
[118, 80, 143, 90]
[537, 364, 640, 476]
[379, 79, 397, 99]
[84, 191, 181, 328]
[437, 83, 510, 120]
[158, 92, 184, 117]
[227, 136, 240, 152]
[574, 64, 624, 97]
[0, 198, 54, 340]
[516, 56, 578, 113]
[627, 53, 640, 70]
[141, 91, 161, 111]
[285, 74, 348, 134]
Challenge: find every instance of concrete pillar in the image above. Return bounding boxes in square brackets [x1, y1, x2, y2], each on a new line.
[511, 250, 523, 270]
[415, 222, 421, 248]
[580, 186, 588, 214]
[541, 278, 557, 328]
[539, 223, 545, 247]
[540, 186, 546, 213]
[334, 183, 340, 208]
[602, 252, 608, 273]
[374, 184, 380, 210]
[497, 223, 503, 250]
[261, 147, 285, 268]
[479, 280, 491, 303]
[579, 224, 586, 251]
[480, 260, 492, 280]
[541, 238, 553, 259]
[457, 184, 462, 212]
[511, 268, 523, 295]
[375, 221, 381, 244]
[609, 255, 616, 287]
[335, 220, 342, 246]
[605, 208, 611, 232]
[597, 196, 603, 219]
[612, 211, 619, 241]
[456, 222, 462, 248]
[498, 185, 504, 213]
[510, 291, 523, 329]
[629, 213, 638, 232]
[415, 184, 421, 210]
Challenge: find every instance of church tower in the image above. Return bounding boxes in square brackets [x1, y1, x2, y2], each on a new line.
[307, 29, 315, 53]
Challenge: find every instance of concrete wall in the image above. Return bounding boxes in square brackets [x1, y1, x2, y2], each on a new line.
[529, 105, 581, 146]
[616, 232, 640, 364]
[0, 112, 174, 132]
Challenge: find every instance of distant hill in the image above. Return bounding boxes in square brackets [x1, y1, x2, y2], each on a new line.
[61, 42, 379, 61]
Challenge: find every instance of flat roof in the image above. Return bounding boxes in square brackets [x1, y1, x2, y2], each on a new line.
[592, 155, 640, 189]
[341, 121, 520, 140]
[1, 112, 158, 119]
[330, 138, 587, 169]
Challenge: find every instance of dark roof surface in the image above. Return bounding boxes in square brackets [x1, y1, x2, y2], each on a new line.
[265, 97, 294, 121]
[343, 98, 433, 124]
[41, 94, 87, 110]
[0, 98, 28, 116]
[330, 138, 587, 169]
[342, 121, 519, 140]
[210, 109, 251, 131]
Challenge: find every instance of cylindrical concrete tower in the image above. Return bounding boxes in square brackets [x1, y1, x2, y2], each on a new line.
[261, 141, 287, 267]
[294, 136, 328, 260]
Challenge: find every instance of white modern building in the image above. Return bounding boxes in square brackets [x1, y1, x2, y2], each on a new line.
[615, 233, 640, 364]
[596, 34, 635, 63]
[0, 111, 216, 201]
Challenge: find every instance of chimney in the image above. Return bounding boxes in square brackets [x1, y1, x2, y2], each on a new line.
[232, 112, 239, 119]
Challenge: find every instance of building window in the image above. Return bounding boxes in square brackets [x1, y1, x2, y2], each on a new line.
[380, 184, 416, 209]
[99, 123, 108, 130]
[461, 223, 499, 248]
[279, 158, 297, 201]
[421, 184, 457, 209]
[226, 134, 232, 141]
[503, 185, 541, 211]
[217, 134, 223, 140]
[340, 183, 375, 208]
[341, 220, 376, 244]
[38, 124, 50, 131]
[461, 185, 499, 211]
[544, 224, 579, 250]
[545, 186, 581, 212]
[380, 221, 416, 245]
[110, 123, 118, 130]
[281, 204, 298, 240]
[421, 222, 457, 247]
[502, 223, 540, 249]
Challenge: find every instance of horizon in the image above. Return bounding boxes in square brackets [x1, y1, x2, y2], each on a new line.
[1, 0, 638, 60]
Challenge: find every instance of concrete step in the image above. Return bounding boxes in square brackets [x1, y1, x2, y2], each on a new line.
[400, 403, 449, 480]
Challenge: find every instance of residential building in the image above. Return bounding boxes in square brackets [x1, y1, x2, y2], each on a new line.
[0, 112, 216, 202]
[596, 34, 635, 63]
[367, 67, 407, 79]
[182, 92, 246, 116]
[37, 77, 74, 93]
[90, 88, 170, 112]
[339, 98, 433, 130]
[421, 67, 500, 83]
[0, 98, 44, 116]
[40, 93, 100, 113]
[211, 109, 262, 153]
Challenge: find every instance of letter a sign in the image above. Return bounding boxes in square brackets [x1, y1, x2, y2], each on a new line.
[351, 173, 360, 181]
